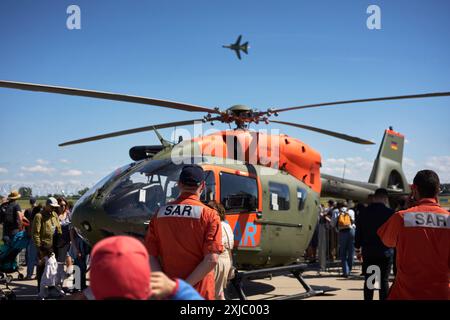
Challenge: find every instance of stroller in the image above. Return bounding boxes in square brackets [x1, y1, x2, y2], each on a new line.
[0, 231, 29, 300]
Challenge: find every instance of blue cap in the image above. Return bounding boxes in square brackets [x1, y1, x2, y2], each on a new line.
[179, 165, 205, 186]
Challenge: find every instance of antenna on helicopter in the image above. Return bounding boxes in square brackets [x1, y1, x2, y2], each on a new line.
[152, 126, 171, 147]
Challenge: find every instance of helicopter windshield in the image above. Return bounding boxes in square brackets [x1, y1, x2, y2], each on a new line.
[71, 162, 134, 220]
[103, 159, 210, 221]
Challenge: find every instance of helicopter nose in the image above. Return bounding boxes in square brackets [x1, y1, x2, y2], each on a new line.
[71, 192, 151, 246]
[71, 196, 112, 244]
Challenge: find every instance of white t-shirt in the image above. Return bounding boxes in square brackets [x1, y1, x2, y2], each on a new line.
[221, 222, 234, 250]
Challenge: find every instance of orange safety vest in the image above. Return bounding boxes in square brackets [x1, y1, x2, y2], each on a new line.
[145, 193, 223, 300]
[377, 198, 449, 300]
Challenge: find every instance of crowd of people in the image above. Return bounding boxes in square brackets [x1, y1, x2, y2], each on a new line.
[0, 193, 91, 298]
[307, 169, 449, 300]
[1, 168, 448, 300]
[0, 164, 235, 300]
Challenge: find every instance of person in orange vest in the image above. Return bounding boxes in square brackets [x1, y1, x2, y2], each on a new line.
[378, 170, 449, 300]
[145, 164, 223, 300]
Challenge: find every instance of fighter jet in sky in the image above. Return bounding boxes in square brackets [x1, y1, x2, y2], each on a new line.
[222, 35, 249, 60]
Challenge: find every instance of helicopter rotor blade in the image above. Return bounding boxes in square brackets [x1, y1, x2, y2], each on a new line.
[270, 120, 375, 145]
[271, 91, 450, 113]
[59, 119, 208, 147]
[0, 80, 219, 114]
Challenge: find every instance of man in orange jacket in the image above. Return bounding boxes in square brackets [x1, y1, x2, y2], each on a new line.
[145, 164, 223, 300]
[378, 170, 449, 300]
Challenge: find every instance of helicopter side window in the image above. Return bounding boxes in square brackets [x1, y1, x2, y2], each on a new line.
[297, 187, 307, 211]
[220, 172, 258, 213]
[269, 182, 290, 211]
[200, 171, 216, 204]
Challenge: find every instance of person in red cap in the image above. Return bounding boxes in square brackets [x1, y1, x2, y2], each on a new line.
[378, 170, 449, 300]
[145, 164, 223, 300]
[88, 235, 203, 300]
[90, 235, 151, 300]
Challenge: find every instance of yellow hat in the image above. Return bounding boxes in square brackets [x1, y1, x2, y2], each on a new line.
[7, 190, 21, 200]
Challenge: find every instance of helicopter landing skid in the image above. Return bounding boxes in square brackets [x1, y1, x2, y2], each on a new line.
[229, 264, 339, 300]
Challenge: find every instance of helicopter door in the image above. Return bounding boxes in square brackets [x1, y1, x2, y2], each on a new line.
[264, 181, 305, 259]
[218, 171, 261, 250]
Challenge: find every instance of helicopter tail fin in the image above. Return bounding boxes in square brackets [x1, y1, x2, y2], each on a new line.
[368, 128, 410, 193]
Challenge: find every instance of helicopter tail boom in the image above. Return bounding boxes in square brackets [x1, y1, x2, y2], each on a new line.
[368, 128, 410, 193]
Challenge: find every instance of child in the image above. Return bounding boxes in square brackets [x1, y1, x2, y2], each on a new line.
[38, 245, 64, 299]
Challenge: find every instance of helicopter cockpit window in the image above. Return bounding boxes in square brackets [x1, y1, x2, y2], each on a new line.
[104, 160, 184, 221]
[269, 182, 290, 211]
[297, 187, 307, 211]
[200, 171, 216, 204]
[220, 172, 258, 213]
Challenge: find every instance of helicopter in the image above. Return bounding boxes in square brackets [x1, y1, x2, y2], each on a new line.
[1, 80, 449, 298]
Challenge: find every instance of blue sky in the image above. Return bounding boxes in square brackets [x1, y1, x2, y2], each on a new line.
[0, 0, 449, 195]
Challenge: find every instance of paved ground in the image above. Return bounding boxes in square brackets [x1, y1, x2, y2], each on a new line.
[227, 265, 375, 300]
[2, 264, 382, 300]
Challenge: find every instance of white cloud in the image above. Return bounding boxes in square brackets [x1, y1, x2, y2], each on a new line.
[61, 169, 83, 177]
[322, 155, 450, 183]
[36, 159, 49, 165]
[21, 165, 55, 174]
[59, 159, 70, 164]
[424, 156, 450, 182]
[403, 157, 418, 181]
[321, 157, 373, 181]
[0, 179, 91, 197]
[0, 168, 8, 174]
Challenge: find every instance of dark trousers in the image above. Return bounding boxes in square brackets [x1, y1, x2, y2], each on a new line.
[362, 255, 392, 300]
[36, 252, 45, 293]
[74, 255, 87, 290]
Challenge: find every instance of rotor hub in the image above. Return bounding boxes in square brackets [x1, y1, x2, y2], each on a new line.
[203, 105, 276, 129]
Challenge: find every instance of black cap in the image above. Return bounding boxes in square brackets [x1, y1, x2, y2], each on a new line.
[179, 165, 205, 187]
[29, 197, 37, 205]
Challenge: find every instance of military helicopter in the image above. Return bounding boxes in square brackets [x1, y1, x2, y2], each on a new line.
[1, 80, 449, 298]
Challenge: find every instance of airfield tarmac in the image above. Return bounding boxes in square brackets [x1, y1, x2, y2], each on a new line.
[4, 264, 373, 300]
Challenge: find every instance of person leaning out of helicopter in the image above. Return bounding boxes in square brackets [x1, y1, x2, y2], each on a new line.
[207, 201, 235, 300]
[32, 197, 62, 292]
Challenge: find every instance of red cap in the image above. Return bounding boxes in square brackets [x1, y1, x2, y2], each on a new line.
[90, 236, 152, 300]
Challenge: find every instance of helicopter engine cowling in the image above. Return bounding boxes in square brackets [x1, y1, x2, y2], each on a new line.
[129, 145, 164, 161]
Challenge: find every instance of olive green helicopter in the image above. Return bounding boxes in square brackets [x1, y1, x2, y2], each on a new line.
[1, 80, 449, 299]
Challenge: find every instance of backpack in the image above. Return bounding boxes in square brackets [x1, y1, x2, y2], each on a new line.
[337, 211, 352, 230]
[0, 203, 7, 224]
[2, 202, 16, 225]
